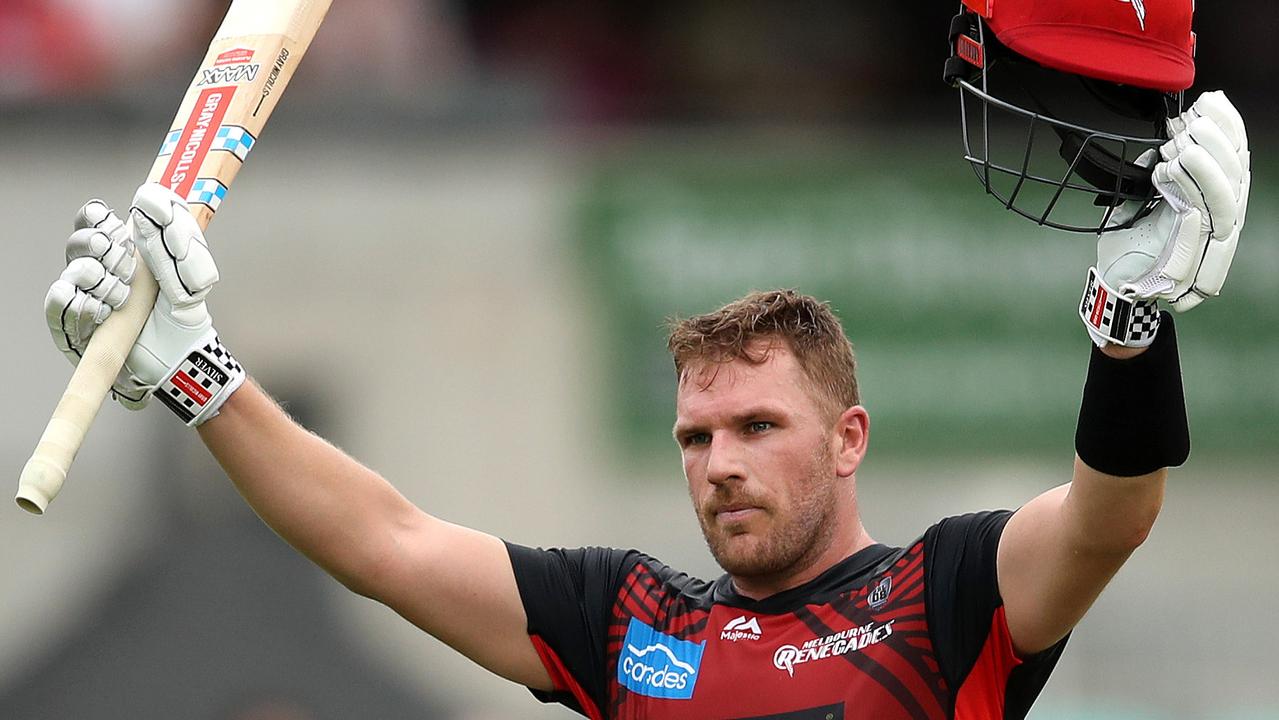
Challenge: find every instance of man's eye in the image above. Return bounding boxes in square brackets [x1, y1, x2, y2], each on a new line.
[748, 421, 773, 433]
[685, 433, 711, 447]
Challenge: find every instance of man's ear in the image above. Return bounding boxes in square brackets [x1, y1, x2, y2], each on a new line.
[834, 405, 870, 478]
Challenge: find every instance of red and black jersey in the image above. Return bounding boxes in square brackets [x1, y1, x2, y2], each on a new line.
[506, 511, 1067, 719]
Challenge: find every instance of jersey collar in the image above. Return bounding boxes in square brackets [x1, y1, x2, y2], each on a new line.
[711, 543, 900, 613]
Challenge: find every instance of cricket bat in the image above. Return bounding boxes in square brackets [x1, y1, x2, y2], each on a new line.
[16, 0, 332, 515]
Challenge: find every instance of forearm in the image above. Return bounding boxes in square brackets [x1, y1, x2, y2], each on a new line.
[1062, 459, 1166, 553]
[198, 380, 551, 687]
[1001, 321, 1185, 653]
[1000, 456, 1168, 656]
[1098, 344, 1146, 360]
[1064, 321, 1186, 552]
[198, 379, 418, 595]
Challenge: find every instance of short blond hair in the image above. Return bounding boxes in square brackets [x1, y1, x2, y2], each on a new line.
[666, 289, 860, 419]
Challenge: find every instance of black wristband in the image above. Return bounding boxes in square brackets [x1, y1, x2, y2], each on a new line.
[1075, 312, 1190, 477]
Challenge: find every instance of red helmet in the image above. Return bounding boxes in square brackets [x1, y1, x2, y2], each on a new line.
[944, 0, 1196, 232]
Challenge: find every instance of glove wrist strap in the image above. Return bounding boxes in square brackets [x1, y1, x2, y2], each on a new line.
[153, 329, 245, 427]
[1079, 267, 1162, 348]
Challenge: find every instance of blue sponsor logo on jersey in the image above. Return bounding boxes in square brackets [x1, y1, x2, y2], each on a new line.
[617, 617, 706, 700]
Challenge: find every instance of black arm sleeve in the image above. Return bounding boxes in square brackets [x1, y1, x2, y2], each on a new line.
[505, 542, 640, 716]
[1076, 312, 1190, 477]
[924, 511, 1068, 718]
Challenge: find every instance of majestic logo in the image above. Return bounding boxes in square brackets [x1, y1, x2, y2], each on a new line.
[867, 576, 892, 609]
[618, 618, 706, 700]
[1118, 0, 1147, 31]
[772, 621, 896, 677]
[720, 615, 763, 642]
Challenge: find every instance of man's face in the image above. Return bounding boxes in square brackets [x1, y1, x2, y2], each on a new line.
[674, 344, 843, 581]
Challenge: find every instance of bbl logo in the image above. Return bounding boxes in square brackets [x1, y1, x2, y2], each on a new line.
[867, 575, 892, 609]
[618, 617, 706, 700]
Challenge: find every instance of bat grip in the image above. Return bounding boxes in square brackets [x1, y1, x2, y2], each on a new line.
[16, 259, 159, 514]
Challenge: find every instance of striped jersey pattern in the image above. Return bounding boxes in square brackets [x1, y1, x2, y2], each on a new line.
[507, 510, 1067, 719]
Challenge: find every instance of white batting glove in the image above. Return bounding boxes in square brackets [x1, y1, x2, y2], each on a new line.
[46, 199, 149, 407]
[1081, 91, 1250, 347]
[44, 183, 245, 425]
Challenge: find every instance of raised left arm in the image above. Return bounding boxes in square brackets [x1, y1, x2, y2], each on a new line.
[998, 458, 1165, 656]
[996, 91, 1249, 657]
[998, 335, 1176, 656]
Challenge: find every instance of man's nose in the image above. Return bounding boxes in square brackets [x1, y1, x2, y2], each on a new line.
[705, 433, 746, 486]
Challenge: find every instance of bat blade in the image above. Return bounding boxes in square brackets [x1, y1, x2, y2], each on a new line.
[16, 0, 332, 515]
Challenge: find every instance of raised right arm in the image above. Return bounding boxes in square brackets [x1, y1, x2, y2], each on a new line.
[44, 184, 552, 691]
[199, 381, 553, 690]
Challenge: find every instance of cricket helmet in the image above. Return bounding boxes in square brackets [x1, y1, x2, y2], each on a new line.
[944, 0, 1197, 232]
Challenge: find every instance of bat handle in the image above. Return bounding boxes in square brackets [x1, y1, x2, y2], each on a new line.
[16, 260, 159, 514]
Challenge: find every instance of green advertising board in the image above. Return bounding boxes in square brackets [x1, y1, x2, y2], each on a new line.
[576, 136, 1278, 465]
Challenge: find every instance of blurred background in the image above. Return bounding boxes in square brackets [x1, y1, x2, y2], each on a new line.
[1, 1, 1276, 718]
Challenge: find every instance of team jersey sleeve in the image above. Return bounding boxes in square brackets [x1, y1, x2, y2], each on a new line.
[923, 511, 1068, 719]
[505, 542, 641, 718]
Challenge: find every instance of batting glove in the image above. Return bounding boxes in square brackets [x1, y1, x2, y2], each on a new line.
[45, 183, 245, 425]
[1080, 91, 1250, 347]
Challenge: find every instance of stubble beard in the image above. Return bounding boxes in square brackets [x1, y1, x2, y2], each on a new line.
[697, 441, 838, 582]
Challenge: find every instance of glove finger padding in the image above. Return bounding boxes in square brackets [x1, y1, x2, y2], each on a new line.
[67, 206, 137, 283]
[1156, 108, 1248, 308]
[1189, 169, 1249, 300]
[1190, 91, 1248, 153]
[1159, 145, 1239, 235]
[130, 184, 219, 319]
[1166, 91, 1248, 151]
[75, 199, 122, 231]
[1152, 203, 1204, 291]
[46, 219, 153, 407]
[63, 255, 131, 309]
[1194, 231, 1239, 297]
[45, 279, 108, 355]
[45, 251, 136, 353]
[1171, 295, 1203, 312]
[1170, 117, 1246, 185]
[1151, 94, 1248, 303]
[1083, 91, 1251, 344]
